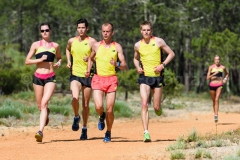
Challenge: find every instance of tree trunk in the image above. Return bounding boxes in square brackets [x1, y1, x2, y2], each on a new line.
[184, 37, 190, 92]
[18, 6, 23, 52]
[196, 64, 206, 93]
[178, 31, 184, 84]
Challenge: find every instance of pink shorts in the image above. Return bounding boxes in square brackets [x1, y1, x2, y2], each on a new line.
[92, 74, 118, 92]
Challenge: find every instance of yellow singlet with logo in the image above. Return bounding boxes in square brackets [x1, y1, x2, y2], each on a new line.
[95, 41, 117, 76]
[139, 37, 162, 77]
[71, 36, 91, 77]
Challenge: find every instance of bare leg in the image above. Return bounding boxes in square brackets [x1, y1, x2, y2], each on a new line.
[39, 82, 56, 132]
[152, 87, 163, 111]
[140, 84, 151, 131]
[70, 81, 81, 117]
[82, 86, 91, 127]
[93, 90, 104, 116]
[214, 87, 222, 115]
[105, 92, 116, 131]
[209, 90, 216, 114]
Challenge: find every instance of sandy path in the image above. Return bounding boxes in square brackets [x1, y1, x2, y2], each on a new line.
[0, 111, 239, 160]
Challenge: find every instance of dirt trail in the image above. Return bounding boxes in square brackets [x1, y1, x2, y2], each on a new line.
[0, 111, 239, 160]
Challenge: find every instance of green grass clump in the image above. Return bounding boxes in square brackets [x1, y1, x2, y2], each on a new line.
[0, 107, 22, 119]
[203, 150, 212, 159]
[170, 150, 185, 160]
[186, 129, 199, 142]
[48, 105, 71, 116]
[114, 100, 133, 118]
[223, 155, 240, 160]
[195, 149, 203, 159]
[237, 148, 240, 157]
[167, 136, 186, 151]
[12, 91, 35, 101]
[196, 140, 208, 148]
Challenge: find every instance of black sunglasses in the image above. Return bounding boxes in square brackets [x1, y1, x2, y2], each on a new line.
[40, 29, 50, 33]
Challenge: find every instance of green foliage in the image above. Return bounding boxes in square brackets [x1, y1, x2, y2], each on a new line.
[48, 105, 71, 116]
[12, 91, 35, 101]
[196, 140, 208, 148]
[223, 155, 240, 160]
[237, 148, 240, 157]
[0, 107, 22, 119]
[195, 149, 203, 159]
[170, 150, 185, 160]
[163, 69, 184, 102]
[117, 69, 139, 92]
[114, 100, 133, 118]
[167, 136, 186, 151]
[186, 129, 199, 142]
[203, 150, 212, 159]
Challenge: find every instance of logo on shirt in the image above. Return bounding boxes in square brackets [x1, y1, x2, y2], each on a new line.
[112, 50, 116, 52]
[85, 43, 88, 45]
[152, 44, 155, 46]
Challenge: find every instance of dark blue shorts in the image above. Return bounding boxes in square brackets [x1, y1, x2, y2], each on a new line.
[33, 75, 56, 86]
[70, 75, 92, 88]
[137, 74, 165, 89]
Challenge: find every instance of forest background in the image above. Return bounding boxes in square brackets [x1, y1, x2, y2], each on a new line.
[0, 0, 239, 98]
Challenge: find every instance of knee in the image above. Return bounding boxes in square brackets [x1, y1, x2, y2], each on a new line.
[214, 98, 219, 103]
[154, 104, 161, 110]
[72, 97, 79, 103]
[40, 102, 48, 110]
[141, 101, 148, 110]
[106, 107, 113, 114]
[82, 103, 89, 109]
[37, 103, 41, 111]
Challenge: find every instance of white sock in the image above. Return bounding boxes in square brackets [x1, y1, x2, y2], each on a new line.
[144, 130, 149, 134]
[82, 126, 87, 129]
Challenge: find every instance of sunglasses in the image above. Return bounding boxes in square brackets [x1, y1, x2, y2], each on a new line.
[40, 29, 50, 33]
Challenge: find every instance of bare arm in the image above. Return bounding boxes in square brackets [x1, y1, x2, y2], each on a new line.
[53, 43, 61, 68]
[133, 42, 143, 74]
[154, 38, 175, 72]
[66, 38, 73, 68]
[84, 38, 97, 62]
[85, 42, 98, 77]
[223, 66, 229, 83]
[114, 43, 126, 70]
[25, 42, 47, 65]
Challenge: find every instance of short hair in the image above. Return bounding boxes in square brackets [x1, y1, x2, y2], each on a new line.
[140, 21, 152, 29]
[214, 55, 220, 59]
[40, 22, 51, 30]
[76, 18, 88, 28]
[102, 23, 114, 31]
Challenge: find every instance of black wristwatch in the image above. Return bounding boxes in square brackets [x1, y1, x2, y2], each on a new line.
[162, 63, 166, 68]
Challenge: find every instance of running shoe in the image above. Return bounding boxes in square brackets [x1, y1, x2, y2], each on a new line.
[155, 107, 163, 116]
[214, 115, 218, 123]
[143, 132, 151, 142]
[35, 131, 43, 142]
[98, 112, 106, 131]
[45, 108, 50, 126]
[72, 115, 81, 131]
[80, 128, 87, 140]
[103, 131, 111, 143]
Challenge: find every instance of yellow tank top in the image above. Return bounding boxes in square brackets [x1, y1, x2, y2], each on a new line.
[95, 41, 117, 76]
[139, 37, 162, 77]
[71, 36, 91, 77]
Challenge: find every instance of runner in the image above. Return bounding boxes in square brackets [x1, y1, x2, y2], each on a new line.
[66, 18, 97, 140]
[133, 20, 175, 142]
[86, 22, 126, 142]
[206, 55, 229, 122]
[25, 22, 61, 142]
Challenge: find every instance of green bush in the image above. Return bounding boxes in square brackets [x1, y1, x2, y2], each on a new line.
[170, 150, 185, 160]
[0, 107, 22, 119]
[114, 100, 133, 118]
[48, 105, 71, 116]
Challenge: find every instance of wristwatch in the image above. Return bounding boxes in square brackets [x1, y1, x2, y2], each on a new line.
[162, 63, 166, 68]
